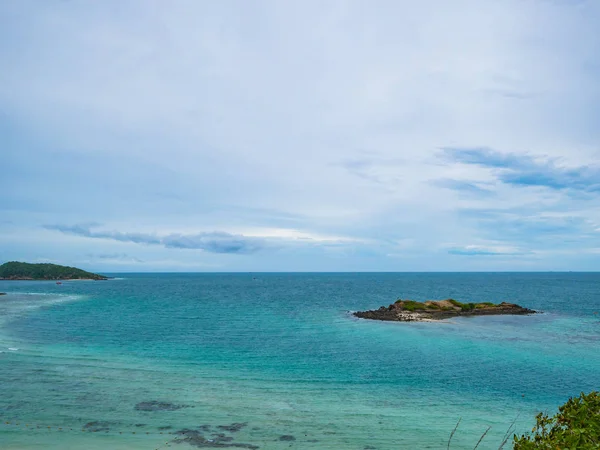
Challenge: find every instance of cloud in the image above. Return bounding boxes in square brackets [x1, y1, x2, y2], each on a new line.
[447, 245, 524, 256]
[442, 147, 600, 193]
[455, 207, 598, 248]
[1, 1, 600, 270]
[441, 147, 531, 170]
[334, 156, 406, 186]
[434, 179, 494, 196]
[161, 232, 265, 253]
[45, 224, 267, 254]
[87, 253, 145, 263]
[43, 224, 360, 256]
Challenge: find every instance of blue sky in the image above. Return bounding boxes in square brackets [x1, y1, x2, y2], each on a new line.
[2, 0, 600, 272]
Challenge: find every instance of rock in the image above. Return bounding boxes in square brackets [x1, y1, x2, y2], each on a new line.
[217, 422, 247, 432]
[172, 428, 259, 449]
[278, 435, 296, 441]
[354, 299, 536, 322]
[210, 433, 234, 442]
[0, 293, 6, 296]
[134, 400, 186, 411]
[83, 421, 112, 432]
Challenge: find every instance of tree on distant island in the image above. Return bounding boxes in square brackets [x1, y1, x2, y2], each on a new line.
[0, 261, 107, 280]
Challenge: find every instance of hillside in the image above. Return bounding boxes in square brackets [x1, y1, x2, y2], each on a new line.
[0, 261, 108, 280]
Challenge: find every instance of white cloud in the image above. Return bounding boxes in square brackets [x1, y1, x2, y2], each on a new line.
[236, 228, 363, 243]
[1, 0, 600, 270]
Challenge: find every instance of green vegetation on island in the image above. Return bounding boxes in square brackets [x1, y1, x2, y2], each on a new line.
[0, 261, 108, 281]
[397, 299, 497, 312]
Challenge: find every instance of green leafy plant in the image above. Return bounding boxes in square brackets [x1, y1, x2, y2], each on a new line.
[447, 299, 478, 311]
[513, 391, 600, 449]
[474, 302, 496, 309]
[401, 301, 427, 311]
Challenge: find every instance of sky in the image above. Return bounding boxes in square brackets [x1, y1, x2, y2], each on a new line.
[1, 0, 600, 272]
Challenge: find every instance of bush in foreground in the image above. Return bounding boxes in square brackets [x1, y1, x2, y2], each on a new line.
[513, 391, 599, 449]
[447, 392, 599, 449]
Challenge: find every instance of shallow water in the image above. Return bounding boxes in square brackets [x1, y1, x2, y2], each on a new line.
[1, 273, 599, 449]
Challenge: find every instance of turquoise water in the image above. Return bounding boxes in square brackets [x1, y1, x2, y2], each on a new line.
[0, 273, 599, 449]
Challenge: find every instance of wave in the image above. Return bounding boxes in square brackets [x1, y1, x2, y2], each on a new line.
[0, 292, 87, 327]
[1, 291, 83, 298]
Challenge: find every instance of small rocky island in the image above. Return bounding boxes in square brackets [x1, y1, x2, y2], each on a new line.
[0, 261, 108, 281]
[354, 299, 536, 322]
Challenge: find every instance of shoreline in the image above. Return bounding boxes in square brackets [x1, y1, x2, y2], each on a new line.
[0, 278, 108, 281]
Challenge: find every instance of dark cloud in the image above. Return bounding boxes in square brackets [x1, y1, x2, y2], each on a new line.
[441, 147, 533, 170]
[441, 147, 600, 193]
[45, 224, 266, 254]
[161, 232, 264, 253]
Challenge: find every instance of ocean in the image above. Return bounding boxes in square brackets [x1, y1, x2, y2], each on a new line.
[1, 273, 599, 449]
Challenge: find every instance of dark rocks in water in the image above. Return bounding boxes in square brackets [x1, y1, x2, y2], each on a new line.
[210, 433, 234, 442]
[0, 292, 6, 296]
[134, 423, 146, 427]
[278, 435, 296, 441]
[173, 429, 206, 446]
[83, 421, 112, 432]
[159, 426, 173, 430]
[354, 299, 537, 322]
[172, 428, 259, 449]
[217, 422, 248, 432]
[134, 400, 186, 411]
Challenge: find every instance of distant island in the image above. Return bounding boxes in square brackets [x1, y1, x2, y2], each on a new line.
[354, 299, 536, 322]
[0, 261, 108, 281]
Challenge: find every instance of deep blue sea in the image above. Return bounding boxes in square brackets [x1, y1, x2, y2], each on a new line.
[1, 273, 599, 449]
